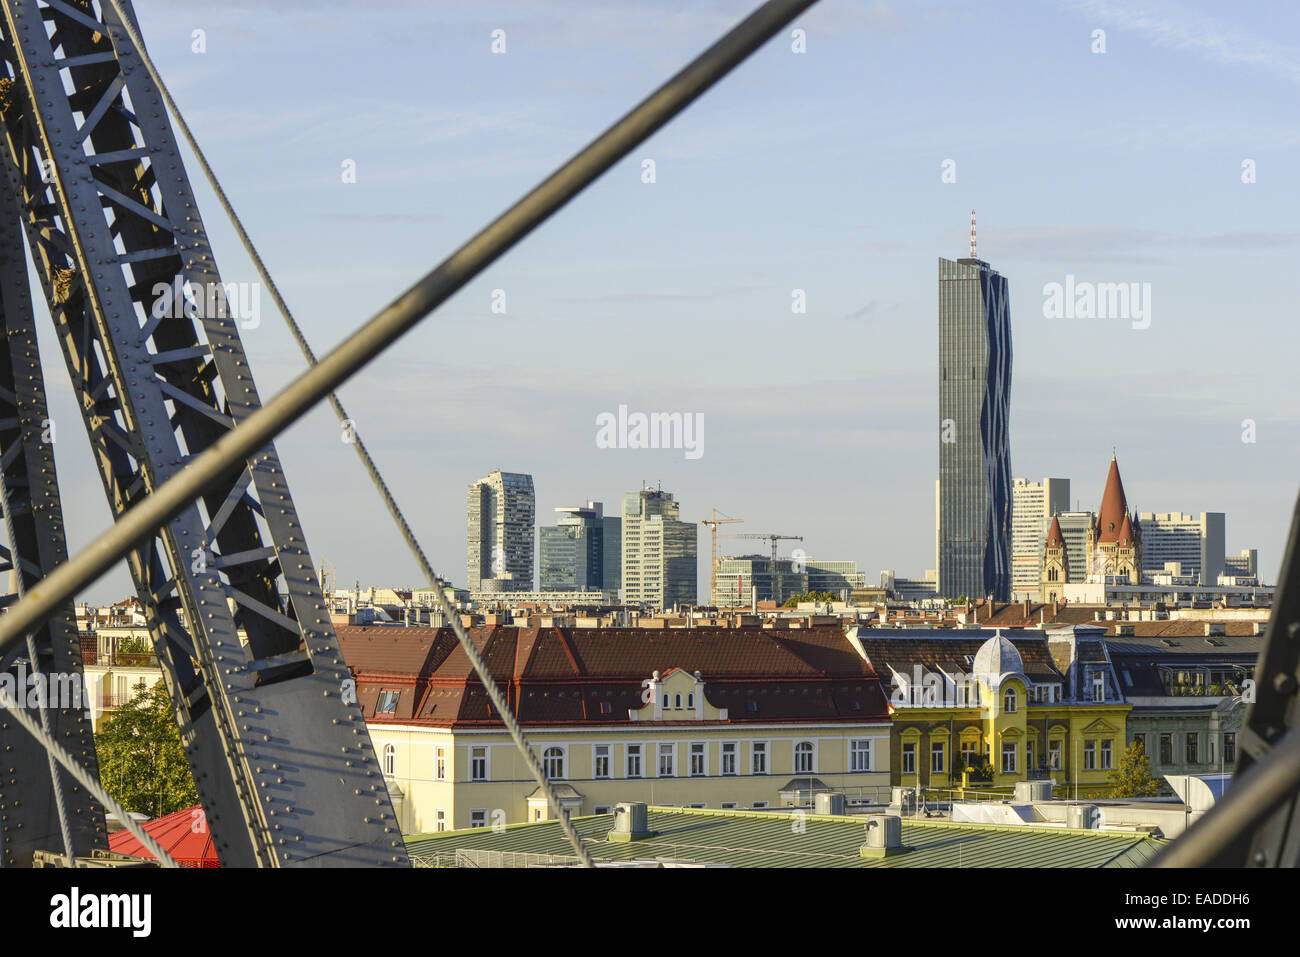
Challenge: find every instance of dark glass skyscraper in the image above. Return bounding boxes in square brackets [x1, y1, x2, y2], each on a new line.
[936, 251, 1012, 600]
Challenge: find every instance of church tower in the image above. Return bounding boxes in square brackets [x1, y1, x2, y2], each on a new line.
[1085, 453, 1142, 583]
[1041, 514, 1069, 602]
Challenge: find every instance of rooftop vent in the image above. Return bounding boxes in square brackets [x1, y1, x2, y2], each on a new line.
[608, 802, 655, 843]
[859, 813, 910, 859]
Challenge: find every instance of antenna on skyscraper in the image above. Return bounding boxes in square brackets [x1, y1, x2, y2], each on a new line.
[969, 209, 977, 258]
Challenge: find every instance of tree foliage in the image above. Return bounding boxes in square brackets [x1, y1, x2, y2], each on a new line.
[95, 681, 199, 818]
[782, 591, 839, 608]
[1107, 740, 1162, 798]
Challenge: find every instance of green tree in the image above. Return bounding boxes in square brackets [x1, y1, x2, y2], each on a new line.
[782, 591, 839, 608]
[95, 681, 199, 818]
[1107, 741, 1162, 798]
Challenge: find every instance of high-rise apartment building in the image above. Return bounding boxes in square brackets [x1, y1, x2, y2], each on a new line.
[1011, 477, 1070, 599]
[936, 223, 1013, 601]
[538, 501, 622, 593]
[621, 486, 697, 609]
[466, 470, 535, 593]
[1138, 511, 1225, 585]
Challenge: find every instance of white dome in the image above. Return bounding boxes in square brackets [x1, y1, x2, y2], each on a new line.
[973, 632, 1023, 680]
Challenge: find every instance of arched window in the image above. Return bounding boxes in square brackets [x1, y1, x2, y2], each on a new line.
[543, 747, 565, 779]
[382, 743, 395, 775]
[674, 694, 682, 709]
[662, 693, 669, 708]
[794, 741, 815, 773]
[1047, 567, 1059, 582]
[687, 693, 694, 709]
[1003, 689, 1017, 713]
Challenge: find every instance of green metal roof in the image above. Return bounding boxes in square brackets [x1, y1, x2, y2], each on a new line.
[406, 807, 1166, 868]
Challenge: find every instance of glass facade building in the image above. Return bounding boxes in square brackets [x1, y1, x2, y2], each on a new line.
[937, 256, 1012, 600]
[538, 502, 621, 593]
[622, 487, 697, 609]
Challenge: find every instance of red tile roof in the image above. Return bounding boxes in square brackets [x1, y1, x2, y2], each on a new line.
[338, 624, 889, 728]
[1046, 514, 1065, 548]
[1097, 455, 1129, 543]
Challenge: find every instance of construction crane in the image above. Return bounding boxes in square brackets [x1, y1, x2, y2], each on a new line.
[722, 533, 803, 605]
[700, 509, 743, 605]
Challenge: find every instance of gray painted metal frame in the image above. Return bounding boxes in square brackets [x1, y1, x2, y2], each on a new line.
[0, 0, 404, 866]
[0, 177, 105, 867]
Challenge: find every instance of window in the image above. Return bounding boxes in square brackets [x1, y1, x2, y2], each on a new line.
[1092, 674, 1105, 702]
[658, 743, 675, 777]
[902, 742, 916, 774]
[721, 742, 737, 775]
[470, 746, 487, 781]
[543, 746, 565, 779]
[752, 801, 768, 809]
[376, 689, 400, 714]
[960, 740, 977, 769]
[1003, 688, 1017, 713]
[435, 746, 446, 780]
[599, 701, 611, 715]
[1048, 566, 1059, 582]
[382, 743, 395, 775]
[690, 742, 706, 776]
[626, 744, 643, 778]
[1159, 733, 1173, 766]
[674, 694, 682, 709]
[594, 805, 612, 815]
[1048, 739, 1062, 770]
[687, 693, 694, 709]
[688, 803, 706, 809]
[931, 741, 945, 773]
[794, 741, 815, 774]
[751, 741, 767, 775]
[435, 809, 446, 832]
[1083, 739, 1097, 771]
[469, 809, 487, 828]
[1224, 733, 1237, 765]
[721, 802, 738, 810]
[594, 744, 610, 779]
[1001, 741, 1016, 773]
[662, 694, 669, 708]
[1101, 739, 1113, 770]
[850, 739, 872, 772]
[1026, 738, 1035, 769]
[1186, 732, 1199, 765]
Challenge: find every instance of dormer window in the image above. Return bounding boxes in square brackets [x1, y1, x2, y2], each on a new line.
[1092, 674, 1105, 702]
[376, 689, 400, 714]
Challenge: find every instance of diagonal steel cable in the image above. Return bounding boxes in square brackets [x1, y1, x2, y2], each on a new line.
[0, 0, 818, 865]
[0, 685, 178, 867]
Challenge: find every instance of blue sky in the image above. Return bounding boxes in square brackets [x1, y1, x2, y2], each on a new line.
[43, 0, 1300, 601]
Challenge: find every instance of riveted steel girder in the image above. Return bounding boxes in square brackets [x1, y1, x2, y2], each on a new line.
[0, 0, 405, 866]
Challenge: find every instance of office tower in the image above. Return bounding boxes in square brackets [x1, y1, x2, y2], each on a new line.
[1137, 511, 1226, 585]
[1224, 549, 1258, 579]
[538, 501, 621, 593]
[936, 214, 1013, 600]
[1011, 477, 1070, 598]
[621, 486, 697, 609]
[466, 470, 535, 592]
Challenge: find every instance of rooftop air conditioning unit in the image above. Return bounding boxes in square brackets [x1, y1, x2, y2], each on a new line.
[815, 792, 846, 816]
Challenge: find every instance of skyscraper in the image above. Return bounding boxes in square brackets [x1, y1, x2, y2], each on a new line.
[466, 470, 535, 593]
[538, 501, 622, 593]
[621, 486, 697, 609]
[1011, 477, 1070, 599]
[936, 214, 1013, 600]
[1137, 511, 1225, 585]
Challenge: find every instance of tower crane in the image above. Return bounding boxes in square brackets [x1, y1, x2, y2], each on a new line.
[700, 509, 743, 605]
[721, 533, 803, 605]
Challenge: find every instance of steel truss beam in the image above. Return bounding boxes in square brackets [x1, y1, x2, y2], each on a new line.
[0, 172, 105, 867]
[0, 0, 404, 866]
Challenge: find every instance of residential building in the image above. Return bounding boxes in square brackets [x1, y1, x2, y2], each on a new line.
[1108, 630, 1259, 784]
[621, 486, 697, 609]
[1011, 477, 1069, 600]
[466, 470, 535, 593]
[848, 626, 1131, 799]
[1138, 511, 1226, 586]
[339, 624, 892, 832]
[936, 244, 1012, 601]
[880, 569, 939, 603]
[1223, 549, 1258, 579]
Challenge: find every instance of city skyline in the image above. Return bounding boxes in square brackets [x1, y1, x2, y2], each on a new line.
[51, 0, 1299, 604]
